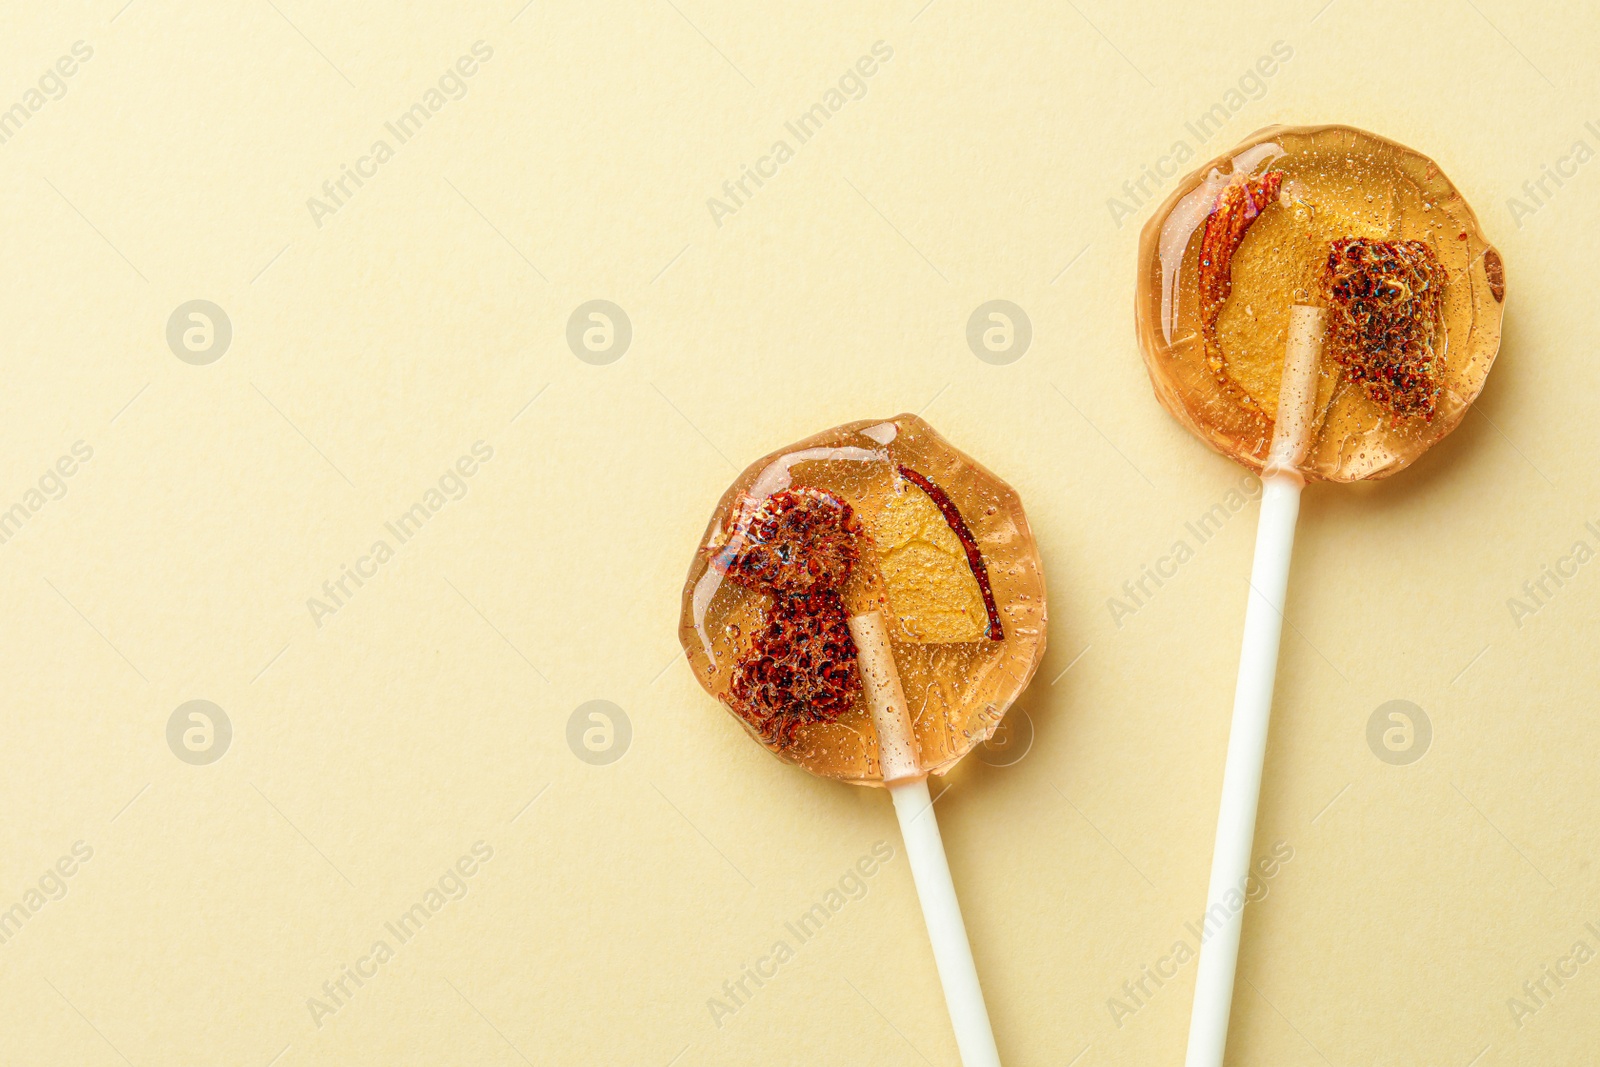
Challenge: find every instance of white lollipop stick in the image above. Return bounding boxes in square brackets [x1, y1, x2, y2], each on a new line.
[1184, 305, 1324, 1067]
[848, 610, 1002, 1067]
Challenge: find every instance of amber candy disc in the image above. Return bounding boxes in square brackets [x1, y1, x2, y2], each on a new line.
[678, 415, 1047, 785]
[1135, 124, 1506, 482]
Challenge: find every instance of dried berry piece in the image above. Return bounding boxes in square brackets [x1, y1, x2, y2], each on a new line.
[1321, 237, 1447, 420]
[1198, 171, 1284, 377]
[728, 589, 862, 748]
[713, 488, 862, 595]
[1483, 247, 1505, 303]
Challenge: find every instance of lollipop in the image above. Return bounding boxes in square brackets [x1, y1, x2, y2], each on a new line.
[1134, 125, 1505, 1067]
[680, 414, 1046, 1065]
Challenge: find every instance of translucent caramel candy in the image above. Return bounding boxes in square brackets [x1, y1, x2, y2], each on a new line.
[679, 415, 1047, 784]
[1135, 124, 1505, 482]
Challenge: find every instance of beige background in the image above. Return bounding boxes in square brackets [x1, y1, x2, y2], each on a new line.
[1, 1, 1595, 1064]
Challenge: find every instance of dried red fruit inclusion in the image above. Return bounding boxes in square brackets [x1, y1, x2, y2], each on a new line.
[711, 488, 865, 748]
[1197, 170, 1283, 377]
[1322, 237, 1448, 420]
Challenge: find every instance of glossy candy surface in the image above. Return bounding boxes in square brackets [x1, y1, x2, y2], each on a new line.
[1136, 124, 1505, 481]
[679, 415, 1047, 784]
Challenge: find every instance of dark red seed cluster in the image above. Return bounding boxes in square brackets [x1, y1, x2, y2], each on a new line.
[720, 488, 861, 595]
[716, 489, 864, 749]
[729, 589, 860, 747]
[1322, 237, 1448, 420]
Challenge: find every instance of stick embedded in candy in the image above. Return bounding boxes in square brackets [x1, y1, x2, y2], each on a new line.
[679, 414, 1047, 1066]
[1134, 125, 1505, 1067]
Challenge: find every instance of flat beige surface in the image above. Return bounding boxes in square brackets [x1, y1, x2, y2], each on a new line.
[2, 2, 1595, 1064]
